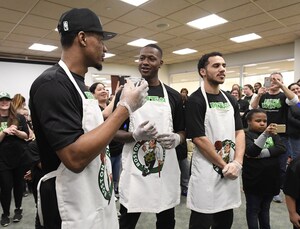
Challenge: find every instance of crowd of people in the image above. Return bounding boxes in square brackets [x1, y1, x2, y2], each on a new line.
[0, 7, 300, 229]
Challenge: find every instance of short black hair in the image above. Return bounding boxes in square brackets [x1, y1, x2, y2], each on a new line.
[60, 32, 78, 48]
[144, 44, 163, 57]
[246, 108, 266, 122]
[197, 52, 223, 73]
[89, 82, 105, 94]
[288, 82, 299, 90]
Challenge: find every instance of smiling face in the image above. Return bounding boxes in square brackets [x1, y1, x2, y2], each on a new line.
[290, 84, 300, 97]
[138, 46, 163, 81]
[200, 55, 226, 85]
[93, 83, 108, 103]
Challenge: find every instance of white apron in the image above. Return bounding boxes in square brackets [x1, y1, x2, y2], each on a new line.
[37, 60, 119, 229]
[119, 82, 180, 213]
[187, 84, 241, 213]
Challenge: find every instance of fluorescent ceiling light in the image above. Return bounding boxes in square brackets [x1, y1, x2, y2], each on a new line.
[173, 48, 197, 55]
[127, 38, 157, 47]
[226, 70, 236, 73]
[104, 53, 115, 58]
[95, 77, 107, 80]
[287, 58, 294, 61]
[29, 43, 57, 52]
[256, 66, 270, 70]
[245, 64, 257, 67]
[230, 33, 261, 43]
[120, 0, 149, 6]
[134, 59, 139, 63]
[187, 14, 228, 30]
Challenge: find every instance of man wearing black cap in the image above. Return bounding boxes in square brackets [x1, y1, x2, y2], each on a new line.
[30, 8, 149, 229]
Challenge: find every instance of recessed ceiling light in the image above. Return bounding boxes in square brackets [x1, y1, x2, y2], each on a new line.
[29, 43, 57, 52]
[187, 14, 228, 30]
[287, 58, 295, 61]
[104, 53, 115, 58]
[173, 48, 197, 55]
[120, 0, 149, 6]
[95, 77, 106, 81]
[134, 59, 139, 62]
[230, 33, 261, 43]
[127, 38, 157, 47]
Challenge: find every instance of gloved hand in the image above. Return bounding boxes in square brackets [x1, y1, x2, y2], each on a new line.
[156, 133, 181, 149]
[132, 121, 158, 142]
[222, 160, 242, 180]
[118, 79, 148, 114]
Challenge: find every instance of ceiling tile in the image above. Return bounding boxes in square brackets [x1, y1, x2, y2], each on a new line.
[104, 20, 136, 34]
[0, 0, 38, 12]
[0, 8, 25, 23]
[150, 33, 177, 42]
[269, 3, 300, 19]
[117, 9, 160, 26]
[13, 25, 49, 37]
[253, 0, 300, 11]
[219, 3, 263, 21]
[125, 28, 157, 37]
[197, 0, 249, 13]
[21, 15, 58, 30]
[0, 21, 15, 32]
[167, 5, 208, 23]
[141, 0, 190, 16]
[30, 1, 70, 19]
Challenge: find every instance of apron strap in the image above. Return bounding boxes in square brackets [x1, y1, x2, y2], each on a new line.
[37, 170, 58, 226]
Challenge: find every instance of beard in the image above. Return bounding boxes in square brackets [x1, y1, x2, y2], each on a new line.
[94, 63, 103, 71]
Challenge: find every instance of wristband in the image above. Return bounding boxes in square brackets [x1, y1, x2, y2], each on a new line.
[117, 101, 132, 115]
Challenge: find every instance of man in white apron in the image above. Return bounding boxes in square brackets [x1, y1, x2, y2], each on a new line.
[113, 44, 185, 229]
[29, 8, 149, 229]
[185, 52, 245, 229]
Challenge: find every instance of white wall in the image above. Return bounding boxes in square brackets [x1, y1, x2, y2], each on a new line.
[0, 61, 51, 104]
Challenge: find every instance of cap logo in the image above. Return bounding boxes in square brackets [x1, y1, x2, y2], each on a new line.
[63, 21, 69, 31]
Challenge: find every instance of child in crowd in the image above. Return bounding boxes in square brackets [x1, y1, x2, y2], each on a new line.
[283, 157, 300, 229]
[242, 109, 286, 229]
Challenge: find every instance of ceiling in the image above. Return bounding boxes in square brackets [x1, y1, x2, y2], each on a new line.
[0, 0, 300, 66]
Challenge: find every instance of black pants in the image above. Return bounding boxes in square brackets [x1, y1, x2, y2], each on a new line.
[40, 178, 61, 229]
[0, 167, 24, 216]
[119, 204, 175, 229]
[189, 209, 233, 229]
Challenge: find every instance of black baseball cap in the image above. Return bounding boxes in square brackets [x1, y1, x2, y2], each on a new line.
[57, 8, 117, 40]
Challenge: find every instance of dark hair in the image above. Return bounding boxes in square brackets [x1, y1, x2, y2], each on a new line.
[60, 32, 78, 48]
[197, 52, 223, 75]
[288, 82, 299, 90]
[89, 82, 105, 94]
[254, 82, 262, 87]
[144, 44, 163, 57]
[180, 88, 188, 94]
[245, 109, 266, 122]
[244, 84, 254, 92]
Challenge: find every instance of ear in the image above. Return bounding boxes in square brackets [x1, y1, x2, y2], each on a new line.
[159, 60, 164, 68]
[78, 31, 87, 46]
[200, 68, 206, 77]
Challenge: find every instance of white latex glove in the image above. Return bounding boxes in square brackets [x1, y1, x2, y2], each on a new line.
[118, 79, 148, 114]
[132, 121, 158, 142]
[222, 160, 242, 180]
[156, 133, 181, 149]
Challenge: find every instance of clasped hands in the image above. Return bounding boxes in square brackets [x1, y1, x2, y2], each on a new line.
[222, 160, 242, 180]
[132, 121, 180, 149]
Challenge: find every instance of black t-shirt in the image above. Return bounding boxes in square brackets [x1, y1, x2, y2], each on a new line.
[284, 157, 300, 214]
[30, 64, 89, 173]
[237, 99, 249, 113]
[0, 114, 29, 170]
[186, 87, 243, 139]
[259, 92, 289, 125]
[114, 82, 185, 134]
